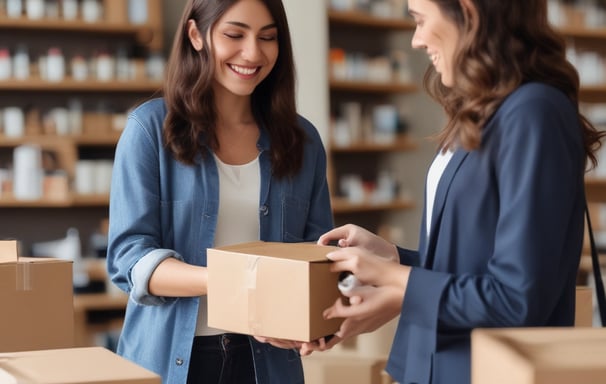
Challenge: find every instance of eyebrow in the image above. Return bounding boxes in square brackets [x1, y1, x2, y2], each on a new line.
[225, 21, 277, 31]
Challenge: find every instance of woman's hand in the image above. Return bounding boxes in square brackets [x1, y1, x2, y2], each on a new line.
[327, 246, 409, 289]
[318, 224, 399, 262]
[324, 285, 403, 335]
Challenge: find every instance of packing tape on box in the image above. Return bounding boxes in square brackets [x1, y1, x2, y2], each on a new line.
[16, 262, 33, 291]
[246, 257, 261, 335]
[0, 369, 17, 384]
[0, 358, 19, 384]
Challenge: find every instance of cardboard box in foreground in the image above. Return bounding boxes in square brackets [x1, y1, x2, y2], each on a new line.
[0, 347, 161, 383]
[472, 327, 606, 384]
[207, 241, 343, 342]
[0, 252, 74, 352]
[302, 354, 390, 384]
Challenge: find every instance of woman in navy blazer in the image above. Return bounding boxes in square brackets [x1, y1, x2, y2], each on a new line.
[306, 0, 605, 383]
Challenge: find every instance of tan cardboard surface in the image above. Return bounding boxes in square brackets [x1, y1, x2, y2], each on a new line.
[0, 240, 18, 264]
[302, 355, 388, 384]
[0, 257, 74, 352]
[472, 327, 606, 384]
[575, 286, 593, 327]
[0, 347, 161, 383]
[207, 241, 343, 341]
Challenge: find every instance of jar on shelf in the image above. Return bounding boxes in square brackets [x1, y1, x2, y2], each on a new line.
[6, 0, 22, 18]
[95, 52, 115, 82]
[71, 54, 88, 81]
[46, 47, 66, 82]
[62, 0, 78, 20]
[128, 0, 148, 25]
[25, 0, 44, 20]
[0, 47, 11, 80]
[81, 0, 102, 23]
[12, 44, 30, 80]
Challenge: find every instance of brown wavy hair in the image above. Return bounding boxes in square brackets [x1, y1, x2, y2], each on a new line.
[425, 0, 604, 169]
[163, 0, 304, 178]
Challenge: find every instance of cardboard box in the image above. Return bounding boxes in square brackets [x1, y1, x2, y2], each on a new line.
[302, 354, 391, 384]
[576, 286, 593, 327]
[0, 347, 161, 383]
[207, 241, 343, 342]
[0, 241, 74, 352]
[472, 327, 606, 384]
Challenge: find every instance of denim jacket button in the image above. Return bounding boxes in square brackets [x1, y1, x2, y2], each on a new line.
[259, 205, 269, 216]
[176, 358, 184, 366]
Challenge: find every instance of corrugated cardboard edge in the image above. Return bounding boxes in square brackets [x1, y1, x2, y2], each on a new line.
[0, 347, 161, 383]
[0, 240, 18, 264]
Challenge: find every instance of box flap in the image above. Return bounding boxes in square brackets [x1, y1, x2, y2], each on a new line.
[213, 241, 337, 263]
[0, 347, 161, 383]
[0, 240, 18, 264]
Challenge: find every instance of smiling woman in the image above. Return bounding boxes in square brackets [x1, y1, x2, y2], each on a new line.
[302, 1, 606, 384]
[106, 0, 334, 384]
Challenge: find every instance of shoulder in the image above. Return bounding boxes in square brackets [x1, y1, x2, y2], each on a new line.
[296, 114, 323, 143]
[119, 98, 166, 149]
[485, 82, 582, 150]
[498, 82, 574, 117]
[128, 98, 167, 126]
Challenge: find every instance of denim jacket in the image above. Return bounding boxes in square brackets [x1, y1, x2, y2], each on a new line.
[107, 98, 334, 384]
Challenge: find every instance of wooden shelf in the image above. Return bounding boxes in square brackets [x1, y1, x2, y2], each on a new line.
[327, 10, 414, 30]
[0, 133, 121, 147]
[0, 16, 148, 33]
[586, 177, 606, 203]
[330, 79, 417, 93]
[0, 194, 109, 208]
[332, 197, 414, 214]
[0, 78, 162, 92]
[579, 86, 606, 103]
[331, 135, 417, 153]
[558, 26, 606, 40]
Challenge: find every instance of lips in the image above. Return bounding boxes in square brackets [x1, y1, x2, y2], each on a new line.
[229, 64, 260, 76]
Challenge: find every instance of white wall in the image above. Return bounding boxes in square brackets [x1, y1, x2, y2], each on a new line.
[282, 0, 330, 144]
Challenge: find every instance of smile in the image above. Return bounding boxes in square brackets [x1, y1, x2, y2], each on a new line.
[229, 64, 260, 76]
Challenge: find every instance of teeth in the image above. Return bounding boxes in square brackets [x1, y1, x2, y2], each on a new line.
[231, 64, 257, 75]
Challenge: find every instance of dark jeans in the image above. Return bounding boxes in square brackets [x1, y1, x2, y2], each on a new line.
[187, 334, 256, 384]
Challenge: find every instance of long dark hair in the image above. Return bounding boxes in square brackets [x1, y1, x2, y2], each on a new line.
[425, 0, 604, 169]
[163, 0, 304, 178]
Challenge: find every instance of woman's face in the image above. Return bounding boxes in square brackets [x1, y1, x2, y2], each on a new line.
[409, 0, 460, 87]
[206, 0, 279, 97]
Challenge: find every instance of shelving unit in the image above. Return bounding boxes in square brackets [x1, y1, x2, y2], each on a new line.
[0, 0, 163, 254]
[555, 15, 606, 286]
[327, 8, 418, 233]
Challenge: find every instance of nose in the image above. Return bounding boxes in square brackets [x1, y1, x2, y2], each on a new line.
[242, 37, 262, 61]
[411, 30, 424, 50]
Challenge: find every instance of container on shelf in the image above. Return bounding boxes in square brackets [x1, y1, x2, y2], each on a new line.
[13, 144, 44, 201]
[25, 0, 44, 19]
[12, 44, 30, 80]
[46, 47, 66, 82]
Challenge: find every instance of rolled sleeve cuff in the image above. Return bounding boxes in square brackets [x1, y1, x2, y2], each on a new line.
[130, 248, 185, 305]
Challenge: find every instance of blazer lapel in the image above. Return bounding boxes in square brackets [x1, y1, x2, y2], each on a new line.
[423, 149, 469, 268]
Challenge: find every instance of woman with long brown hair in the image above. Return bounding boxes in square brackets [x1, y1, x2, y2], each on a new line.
[107, 1, 333, 383]
[306, 0, 605, 383]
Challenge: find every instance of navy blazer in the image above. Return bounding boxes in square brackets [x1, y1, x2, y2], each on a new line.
[386, 83, 586, 384]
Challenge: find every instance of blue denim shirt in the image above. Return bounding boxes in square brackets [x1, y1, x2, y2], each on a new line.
[106, 98, 334, 384]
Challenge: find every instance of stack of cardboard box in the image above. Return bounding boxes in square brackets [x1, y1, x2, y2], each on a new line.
[0, 240, 160, 383]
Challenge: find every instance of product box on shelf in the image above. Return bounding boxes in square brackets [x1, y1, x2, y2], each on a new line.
[207, 241, 343, 342]
[0, 240, 74, 352]
[472, 327, 606, 384]
[0, 346, 161, 383]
